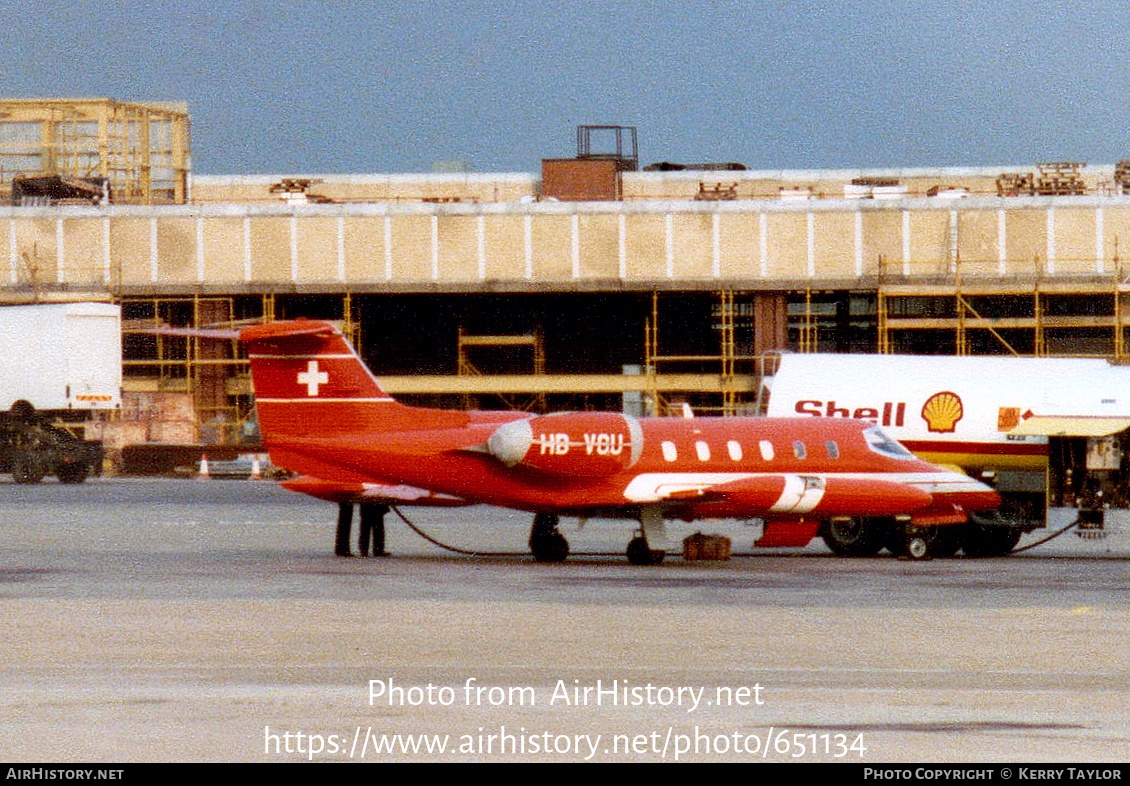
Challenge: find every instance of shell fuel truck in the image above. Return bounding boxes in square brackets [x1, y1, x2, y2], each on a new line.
[763, 352, 1130, 557]
[0, 302, 121, 483]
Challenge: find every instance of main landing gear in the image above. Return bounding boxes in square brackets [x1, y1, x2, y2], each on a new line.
[818, 518, 887, 557]
[626, 536, 665, 566]
[627, 507, 667, 565]
[529, 512, 570, 563]
[527, 510, 669, 565]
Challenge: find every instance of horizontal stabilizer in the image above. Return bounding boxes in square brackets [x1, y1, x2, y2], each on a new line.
[240, 320, 338, 343]
[142, 326, 241, 340]
[281, 476, 471, 507]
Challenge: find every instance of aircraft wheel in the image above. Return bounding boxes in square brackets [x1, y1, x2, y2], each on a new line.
[905, 535, 931, 561]
[928, 526, 963, 558]
[626, 536, 665, 566]
[820, 518, 887, 557]
[529, 513, 569, 563]
[890, 524, 957, 561]
[531, 532, 570, 563]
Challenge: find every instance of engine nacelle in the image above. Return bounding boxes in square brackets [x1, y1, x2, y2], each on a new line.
[487, 412, 643, 477]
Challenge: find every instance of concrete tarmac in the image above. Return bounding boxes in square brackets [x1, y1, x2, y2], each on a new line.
[2, 479, 1128, 763]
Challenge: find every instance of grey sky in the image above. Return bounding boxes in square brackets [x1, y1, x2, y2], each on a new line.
[4, 1, 1127, 174]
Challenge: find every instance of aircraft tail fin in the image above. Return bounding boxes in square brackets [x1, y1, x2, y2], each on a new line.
[241, 320, 392, 403]
[240, 320, 462, 451]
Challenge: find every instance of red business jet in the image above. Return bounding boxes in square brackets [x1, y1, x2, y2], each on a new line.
[241, 320, 1000, 564]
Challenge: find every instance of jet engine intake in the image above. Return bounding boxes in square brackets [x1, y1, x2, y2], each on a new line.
[486, 412, 643, 477]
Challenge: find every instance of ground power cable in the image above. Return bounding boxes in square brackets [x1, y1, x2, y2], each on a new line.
[389, 505, 622, 559]
[1009, 516, 1080, 554]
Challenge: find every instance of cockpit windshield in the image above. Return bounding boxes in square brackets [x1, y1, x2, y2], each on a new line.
[863, 426, 915, 460]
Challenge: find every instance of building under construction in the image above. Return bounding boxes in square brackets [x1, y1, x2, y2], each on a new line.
[5, 99, 1130, 449]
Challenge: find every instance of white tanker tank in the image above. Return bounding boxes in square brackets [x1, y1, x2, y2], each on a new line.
[762, 352, 1130, 555]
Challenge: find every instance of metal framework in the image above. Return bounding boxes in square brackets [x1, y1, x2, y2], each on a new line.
[0, 98, 190, 204]
[645, 290, 766, 416]
[576, 125, 639, 171]
[457, 326, 546, 412]
[878, 256, 1130, 359]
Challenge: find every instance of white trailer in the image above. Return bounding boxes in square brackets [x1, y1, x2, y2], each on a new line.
[0, 302, 121, 482]
[762, 352, 1130, 556]
[0, 302, 121, 412]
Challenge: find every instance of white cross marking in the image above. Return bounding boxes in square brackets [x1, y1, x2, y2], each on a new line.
[297, 360, 329, 396]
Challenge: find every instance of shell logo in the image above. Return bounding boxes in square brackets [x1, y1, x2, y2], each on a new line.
[921, 391, 964, 433]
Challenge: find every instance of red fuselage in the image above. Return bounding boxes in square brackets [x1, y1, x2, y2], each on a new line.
[243, 321, 999, 524]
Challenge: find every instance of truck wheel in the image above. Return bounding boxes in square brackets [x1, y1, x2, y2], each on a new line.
[12, 454, 46, 484]
[961, 522, 1022, 557]
[56, 461, 90, 484]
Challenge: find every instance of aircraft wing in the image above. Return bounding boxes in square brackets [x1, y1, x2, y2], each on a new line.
[281, 475, 472, 507]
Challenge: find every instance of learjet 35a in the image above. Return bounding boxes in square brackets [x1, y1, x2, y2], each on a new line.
[241, 320, 999, 564]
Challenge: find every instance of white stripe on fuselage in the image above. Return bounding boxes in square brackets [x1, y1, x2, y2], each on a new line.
[770, 474, 826, 513]
[622, 470, 986, 508]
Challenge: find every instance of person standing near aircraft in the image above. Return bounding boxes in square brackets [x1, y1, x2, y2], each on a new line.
[358, 503, 389, 557]
[335, 502, 353, 557]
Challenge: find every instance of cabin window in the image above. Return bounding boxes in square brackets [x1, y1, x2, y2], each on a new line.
[661, 441, 677, 462]
[793, 440, 807, 459]
[759, 440, 774, 461]
[825, 440, 840, 459]
[863, 426, 915, 459]
[695, 441, 710, 461]
[727, 440, 742, 461]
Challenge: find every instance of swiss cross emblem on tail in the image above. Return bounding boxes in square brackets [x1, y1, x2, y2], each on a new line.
[297, 360, 329, 396]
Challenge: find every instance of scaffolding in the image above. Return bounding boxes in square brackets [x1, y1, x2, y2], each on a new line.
[797, 288, 818, 353]
[118, 292, 364, 444]
[457, 326, 546, 411]
[0, 98, 190, 204]
[878, 256, 1130, 359]
[645, 290, 768, 416]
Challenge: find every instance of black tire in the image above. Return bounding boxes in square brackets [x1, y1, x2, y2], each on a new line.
[626, 536, 665, 565]
[928, 526, 964, 558]
[11, 453, 46, 484]
[820, 518, 888, 557]
[10, 400, 35, 422]
[888, 524, 959, 560]
[961, 522, 1022, 557]
[531, 532, 569, 563]
[908, 536, 931, 560]
[529, 512, 569, 563]
[55, 460, 90, 484]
